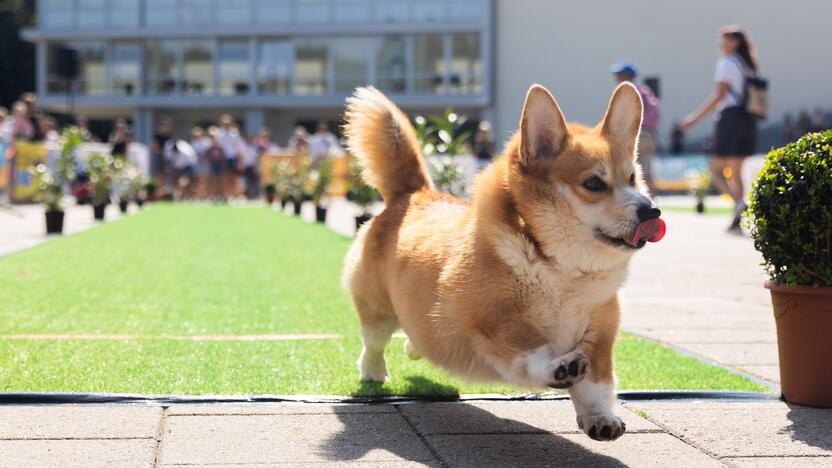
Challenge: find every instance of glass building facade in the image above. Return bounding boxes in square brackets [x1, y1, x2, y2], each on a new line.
[27, 0, 492, 143]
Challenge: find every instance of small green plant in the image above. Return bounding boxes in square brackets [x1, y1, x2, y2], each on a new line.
[747, 131, 832, 286]
[346, 157, 378, 214]
[685, 169, 712, 212]
[87, 153, 114, 206]
[29, 127, 81, 213]
[287, 158, 311, 201]
[311, 157, 334, 207]
[114, 160, 142, 202]
[269, 160, 293, 201]
[415, 108, 471, 196]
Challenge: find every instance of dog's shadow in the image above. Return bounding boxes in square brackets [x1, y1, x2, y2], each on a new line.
[321, 376, 626, 467]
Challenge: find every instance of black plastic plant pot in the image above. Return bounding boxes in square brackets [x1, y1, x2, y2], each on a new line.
[136, 198, 145, 208]
[280, 197, 288, 209]
[315, 206, 327, 223]
[45, 210, 64, 235]
[119, 200, 129, 213]
[695, 201, 705, 213]
[293, 200, 303, 216]
[265, 192, 276, 205]
[93, 203, 107, 221]
[355, 213, 372, 230]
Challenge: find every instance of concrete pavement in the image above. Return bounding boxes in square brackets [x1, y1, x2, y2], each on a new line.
[1, 399, 830, 467]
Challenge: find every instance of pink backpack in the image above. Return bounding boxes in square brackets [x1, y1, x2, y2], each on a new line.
[638, 84, 660, 130]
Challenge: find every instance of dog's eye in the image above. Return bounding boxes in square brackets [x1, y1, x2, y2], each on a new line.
[629, 174, 636, 187]
[582, 176, 607, 192]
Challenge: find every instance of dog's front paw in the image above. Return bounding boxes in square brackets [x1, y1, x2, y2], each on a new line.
[576, 413, 626, 441]
[358, 351, 389, 382]
[548, 350, 589, 389]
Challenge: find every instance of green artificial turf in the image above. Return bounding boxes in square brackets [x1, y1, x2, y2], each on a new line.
[0, 204, 769, 395]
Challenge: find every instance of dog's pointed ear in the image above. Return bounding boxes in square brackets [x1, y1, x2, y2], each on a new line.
[601, 82, 643, 155]
[519, 84, 568, 164]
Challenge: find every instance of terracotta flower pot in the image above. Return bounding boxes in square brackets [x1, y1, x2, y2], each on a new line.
[766, 281, 832, 408]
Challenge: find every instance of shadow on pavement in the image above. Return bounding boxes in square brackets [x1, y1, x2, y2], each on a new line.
[322, 377, 627, 467]
[785, 403, 832, 451]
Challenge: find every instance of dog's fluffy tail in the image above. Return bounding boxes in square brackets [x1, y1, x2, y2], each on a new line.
[345, 86, 433, 201]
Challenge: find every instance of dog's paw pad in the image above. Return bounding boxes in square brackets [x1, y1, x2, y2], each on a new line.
[548, 351, 589, 388]
[578, 414, 626, 441]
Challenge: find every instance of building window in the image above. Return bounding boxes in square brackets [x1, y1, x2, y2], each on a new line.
[413, 34, 445, 94]
[333, 0, 370, 24]
[73, 41, 107, 95]
[219, 0, 252, 26]
[77, 0, 107, 28]
[450, 33, 481, 94]
[41, 0, 74, 28]
[110, 0, 140, 28]
[145, 40, 179, 95]
[258, 40, 292, 95]
[111, 42, 141, 95]
[181, 0, 214, 27]
[293, 39, 328, 95]
[219, 40, 251, 96]
[296, 0, 330, 24]
[145, 0, 178, 27]
[46, 43, 73, 93]
[182, 40, 214, 95]
[412, 1, 445, 23]
[332, 38, 371, 94]
[375, 0, 408, 24]
[255, 0, 291, 26]
[376, 35, 406, 93]
[449, 0, 485, 22]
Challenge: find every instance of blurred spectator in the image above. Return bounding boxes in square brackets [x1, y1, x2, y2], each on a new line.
[75, 116, 96, 142]
[241, 134, 261, 200]
[797, 111, 812, 135]
[610, 60, 660, 195]
[810, 107, 828, 132]
[473, 121, 495, 169]
[190, 127, 210, 198]
[782, 112, 798, 143]
[21, 92, 45, 141]
[680, 25, 760, 232]
[308, 121, 340, 167]
[216, 114, 244, 198]
[165, 139, 198, 199]
[10, 101, 34, 140]
[289, 126, 310, 154]
[151, 116, 173, 189]
[108, 118, 129, 157]
[205, 134, 225, 201]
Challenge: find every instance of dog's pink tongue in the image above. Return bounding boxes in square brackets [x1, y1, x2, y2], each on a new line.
[626, 218, 666, 247]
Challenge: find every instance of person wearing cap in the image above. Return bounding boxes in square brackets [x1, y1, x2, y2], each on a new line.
[610, 61, 660, 196]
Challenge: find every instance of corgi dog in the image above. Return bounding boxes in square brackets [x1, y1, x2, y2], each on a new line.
[342, 83, 664, 441]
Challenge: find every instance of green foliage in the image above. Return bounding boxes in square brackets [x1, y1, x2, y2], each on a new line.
[87, 153, 115, 206]
[269, 160, 294, 199]
[29, 126, 81, 212]
[414, 109, 471, 196]
[345, 157, 378, 211]
[685, 169, 712, 201]
[311, 157, 334, 205]
[747, 131, 832, 286]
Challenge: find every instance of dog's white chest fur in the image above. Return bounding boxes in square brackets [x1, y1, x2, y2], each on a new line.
[493, 228, 627, 353]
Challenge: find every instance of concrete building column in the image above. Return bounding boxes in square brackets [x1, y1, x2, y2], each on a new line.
[245, 109, 265, 136]
[133, 108, 153, 146]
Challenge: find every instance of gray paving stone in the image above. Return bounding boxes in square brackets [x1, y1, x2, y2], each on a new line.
[681, 343, 780, 366]
[0, 405, 162, 439]
[158, 413, 435, 465]
[0, 439, 157, 468]
[723, 456, 832, 467]
[628, 328, 777, 344]
[399, 400, 659, 435]
[627, 401, 832, 457]
[427, 433, 723, 467]
[166, 402, 396, 415]
[160, 462, 439, 467]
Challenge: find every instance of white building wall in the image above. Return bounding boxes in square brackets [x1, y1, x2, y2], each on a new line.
[492, 0, 832, 151]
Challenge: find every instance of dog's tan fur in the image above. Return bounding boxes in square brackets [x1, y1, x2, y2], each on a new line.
[343, 83, 654, 441]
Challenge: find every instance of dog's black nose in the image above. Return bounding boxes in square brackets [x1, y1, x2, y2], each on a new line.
[637, 205, 661, 221]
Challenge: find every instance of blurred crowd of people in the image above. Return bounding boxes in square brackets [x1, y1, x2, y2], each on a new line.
[783, 109, 830, 144]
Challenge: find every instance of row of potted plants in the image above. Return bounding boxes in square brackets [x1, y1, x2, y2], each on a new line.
[31, 126, 153, 234]
[263, 156, 380, 231]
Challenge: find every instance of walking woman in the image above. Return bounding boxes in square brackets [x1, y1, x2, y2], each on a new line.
[680, 25, 759, 231]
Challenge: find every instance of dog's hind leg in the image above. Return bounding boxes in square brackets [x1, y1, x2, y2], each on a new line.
[355, 300, 398, 382]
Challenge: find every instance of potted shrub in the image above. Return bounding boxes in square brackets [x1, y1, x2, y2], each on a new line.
[31, 127, 80, 234]
[87, 153, 114, 221]
[263, 181, 277, 205]
[415, 109, 471, 196]
[287, 159, 311, 216]
[144, 180, 157, 202]
[311, 157, 334, 223]
[345, 157, 379, 231]
[747, 130, 832, 408]
[114, 160, 139, 214]
[685, 169, 712, 213]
